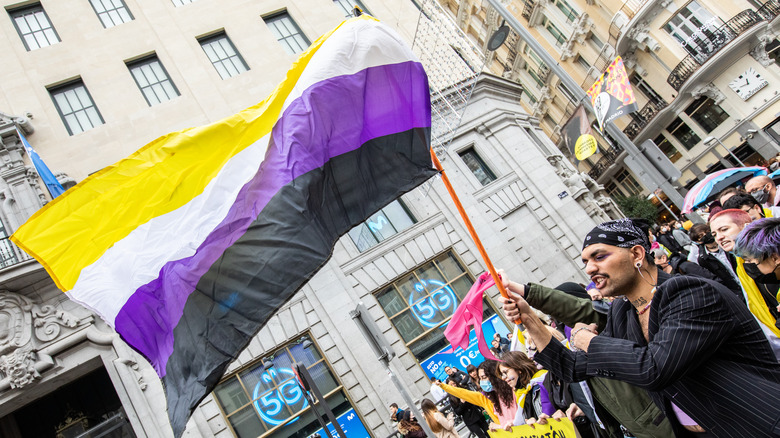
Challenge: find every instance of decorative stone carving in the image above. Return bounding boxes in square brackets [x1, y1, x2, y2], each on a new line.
[625, 21, 660, 52]
[0, 292, 79, 390]
[561, 14, 593, 61]
[0, 293, 34, 355]
[55, 172, 77, 191]
[456, 0, 471, 28]
[25, 166, 48, 206]
[33, 303, 79, 342]
[690, 82, 726, 105]
[750, 33, 776, 67]
[0, 348, 39, 389]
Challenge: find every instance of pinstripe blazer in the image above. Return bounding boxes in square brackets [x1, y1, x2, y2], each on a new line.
[535, 275, 780, 437]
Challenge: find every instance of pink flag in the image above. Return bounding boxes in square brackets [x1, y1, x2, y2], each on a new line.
[443, 272, 500, 361]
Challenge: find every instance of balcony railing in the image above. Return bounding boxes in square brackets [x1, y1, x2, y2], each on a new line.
[667, 8, 771, 90]
[623, 99, 668, 140]
[0, 237, 32, 269]
[522, 0, 536, 20]
[587, 144, 625, 180]
[757, 0, 780, 20]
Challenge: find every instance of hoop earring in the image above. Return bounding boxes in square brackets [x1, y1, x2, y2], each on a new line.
[636, 262, 656, 287]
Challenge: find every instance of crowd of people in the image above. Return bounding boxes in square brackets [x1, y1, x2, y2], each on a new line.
[389, 174, 780, 438]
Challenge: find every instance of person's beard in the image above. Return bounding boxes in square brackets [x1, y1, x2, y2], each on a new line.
[594, 256, 638, 298]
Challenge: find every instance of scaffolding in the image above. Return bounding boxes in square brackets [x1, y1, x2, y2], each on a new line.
[411, 0, 486, 157]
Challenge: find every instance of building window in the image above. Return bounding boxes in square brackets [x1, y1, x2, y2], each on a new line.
[684, 96, 729, 133]
[554, 0, 577, 22]
[213, 336, 357, 438]
[767, 39, 780, 64]
[629, 73, 665, 105]
[663, 1, 719, 60]
[557, 83, 576, 103]
[604, 182, 625, 198]
[459, 147, 497, 186]
[89, 0, 133, 28]
[334, 0, 369, 17]
[199, 33, 249, 79]
[49, 80, 104, 136]
[172, 0, 198, 6]
[374, 251, 495, 361]
[264, 12, 310, 55]
[348, 200, 415, 252]
[576, 55, 590, 71]
[614, 168, 642, 196]
[522, 88, 538, 104]
[589, 33, 604, 50]
[653, 134, 682, 163]
[9, 4, 60, 51]
[541, 16, 567, 45]
[666, 117, 700, 150]
[127, 56, 180, 106]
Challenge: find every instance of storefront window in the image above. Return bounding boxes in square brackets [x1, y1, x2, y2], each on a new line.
[374, 251, 496, 363]
[214, 337, 359, 438]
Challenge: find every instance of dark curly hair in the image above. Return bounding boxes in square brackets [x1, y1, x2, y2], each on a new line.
[477, 359, 515, 416]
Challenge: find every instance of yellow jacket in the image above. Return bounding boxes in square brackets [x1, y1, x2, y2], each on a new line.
[438, 383, 517, 425]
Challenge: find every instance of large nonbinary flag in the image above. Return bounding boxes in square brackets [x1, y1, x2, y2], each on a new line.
[11, 15, 435, 437]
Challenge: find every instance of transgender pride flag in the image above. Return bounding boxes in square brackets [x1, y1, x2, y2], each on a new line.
[12, 16, 435, 436]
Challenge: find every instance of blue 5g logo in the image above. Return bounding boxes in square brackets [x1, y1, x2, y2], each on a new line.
[252, 367, 307, 426]
[409, 279, 458, 328]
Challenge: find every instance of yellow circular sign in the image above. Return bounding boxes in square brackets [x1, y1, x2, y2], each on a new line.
[574, 134, 598, 161]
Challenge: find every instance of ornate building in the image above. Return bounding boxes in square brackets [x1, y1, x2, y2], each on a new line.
[438, 0, 780, 212]
[0, 1, 617, 437]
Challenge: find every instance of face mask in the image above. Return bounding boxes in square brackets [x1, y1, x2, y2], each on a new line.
[752, 189, 770, 204]
[479, 380, 493, 392]
[700, 234, 716, 245]
[743, 262, 778, 284]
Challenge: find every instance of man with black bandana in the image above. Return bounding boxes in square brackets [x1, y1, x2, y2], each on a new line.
[501, 218, 780, 437]
[495, 219, 675, 437]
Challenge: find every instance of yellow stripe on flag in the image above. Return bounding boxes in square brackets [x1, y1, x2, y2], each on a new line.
[12, 15, 378, 292]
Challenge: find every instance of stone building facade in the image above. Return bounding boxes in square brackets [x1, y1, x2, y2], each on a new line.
[0, 1, 618, 437]
[438, 0, 780, 211]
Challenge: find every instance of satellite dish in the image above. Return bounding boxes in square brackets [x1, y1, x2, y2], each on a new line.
[487, 23, 509, 51]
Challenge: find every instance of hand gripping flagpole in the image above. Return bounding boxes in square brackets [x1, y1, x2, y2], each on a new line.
[430, 150, 523, 330]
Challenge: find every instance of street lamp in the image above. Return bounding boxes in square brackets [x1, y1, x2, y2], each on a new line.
[703, 136, 745, 167]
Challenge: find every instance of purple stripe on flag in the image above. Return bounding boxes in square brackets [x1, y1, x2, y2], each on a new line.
[114, 61, 430, 376]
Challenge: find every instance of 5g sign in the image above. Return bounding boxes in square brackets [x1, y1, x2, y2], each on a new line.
[252, 367, 307, 426]
[409, 279, 459, 328]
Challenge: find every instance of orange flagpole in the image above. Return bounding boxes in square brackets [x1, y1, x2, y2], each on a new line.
[430, 149, 523, 326]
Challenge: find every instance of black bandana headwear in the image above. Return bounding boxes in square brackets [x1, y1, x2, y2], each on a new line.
[583, 218, 651, 253]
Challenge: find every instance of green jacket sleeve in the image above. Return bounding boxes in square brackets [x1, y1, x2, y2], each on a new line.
[526, 283, 608, 331]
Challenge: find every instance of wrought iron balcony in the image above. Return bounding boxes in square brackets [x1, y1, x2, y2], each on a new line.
[757, 0, 780, 20]
[667, 8, 773, 91]
[623, 99, 668, 140]
[522, 0, 536, 20]
[0, 237, 32, 270]
[587, 144, 624, 180]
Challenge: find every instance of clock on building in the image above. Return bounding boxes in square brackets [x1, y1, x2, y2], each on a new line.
[729, 67, 769, 100]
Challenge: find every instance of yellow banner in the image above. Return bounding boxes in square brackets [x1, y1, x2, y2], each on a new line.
[489, 419, 577, 438]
